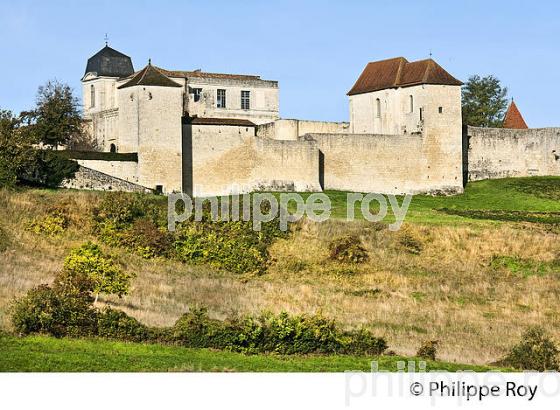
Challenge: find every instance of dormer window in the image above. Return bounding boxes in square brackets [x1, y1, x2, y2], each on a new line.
[90, 85, 95, 108]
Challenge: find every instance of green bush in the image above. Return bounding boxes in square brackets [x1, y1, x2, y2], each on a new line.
[26, 210, 69, 237]
[120, 218, 173, 258]
[170, 308, 387, 355]
[328, 235, 368, 263]
[17, 150, 79, 188]
[397, 229, 423, 255]
[417, 340, 439, 361]
[10, 284, 97, 337]
[97, 307, 151, 342]
[502, 327, 560, 371]
[64, 242, 135, 300]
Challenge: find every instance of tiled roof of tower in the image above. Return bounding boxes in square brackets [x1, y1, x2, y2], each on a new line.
[503, 100, 528, 129]
[84, 46, 134, 78]
[347, 57, 462, 96]
[118, 63, 182, 89]
[158, 67, 262, 81]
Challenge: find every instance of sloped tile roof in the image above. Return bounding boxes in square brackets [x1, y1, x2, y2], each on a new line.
[347, 57, 462, 95]
[117, 63, 182, 89]
[503, 100, 528, 129]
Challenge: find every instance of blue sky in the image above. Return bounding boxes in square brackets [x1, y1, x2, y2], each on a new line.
[0, 0, 558, 127]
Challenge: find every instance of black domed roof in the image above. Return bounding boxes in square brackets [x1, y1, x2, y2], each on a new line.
[84, 46, 134, 78]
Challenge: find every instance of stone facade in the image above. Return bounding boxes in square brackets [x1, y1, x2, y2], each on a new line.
[465, 126, 560, 181]
[62, 166, 151, 193]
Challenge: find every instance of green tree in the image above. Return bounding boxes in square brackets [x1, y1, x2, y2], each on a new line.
[62, 242, 135, 304]
[461, 75, 508, 127]
[28, 80, 84, 148]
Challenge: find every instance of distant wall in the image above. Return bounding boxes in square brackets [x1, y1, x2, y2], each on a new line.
[305, 133, 434, 194]
[257, 119, 349, 141]
[184, 124, 320, 196]
[466, 126, 560, 181]
[75, 159, 139, 183]
[62, 166, 150, 193]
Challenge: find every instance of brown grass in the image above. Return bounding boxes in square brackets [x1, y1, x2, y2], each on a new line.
[1, 189, 560, 365]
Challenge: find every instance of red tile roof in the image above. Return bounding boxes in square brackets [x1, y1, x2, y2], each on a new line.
[503, 100, 528, 129]
[118, 63, 182, 89]
[347, 57, 462, 96]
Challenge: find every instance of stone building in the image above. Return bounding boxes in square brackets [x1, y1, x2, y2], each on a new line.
[75, 44, 557, 197]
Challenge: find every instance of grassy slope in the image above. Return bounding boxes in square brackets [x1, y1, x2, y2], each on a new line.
[0, 335, 495, 372]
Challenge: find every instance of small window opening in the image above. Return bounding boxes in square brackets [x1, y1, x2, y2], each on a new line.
[110, 144, 117, 153]
[375, 98, 381, 118]
[419, 107, 424, 121]
[241, 90, 250, 110]
[438, 106, 443, 114]
[155, 185, 163, 195]
[409, 95, 414, 113]
[191, 88, 202, 102]
[90, 85, 95, 108]
[217, 89, 226, 108]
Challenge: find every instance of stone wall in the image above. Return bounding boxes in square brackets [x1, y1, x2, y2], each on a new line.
[61, 166, 150, 193]
[183, 123, 320, 196]
[466, 126, 560, 181]
[75, 159, 139, 183]
[257, 119, 349, 140]
[305, 133, 429, 194]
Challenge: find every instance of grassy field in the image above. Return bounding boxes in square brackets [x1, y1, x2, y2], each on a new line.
[1, 177, 560, 370]
[0, 334, 497, 372]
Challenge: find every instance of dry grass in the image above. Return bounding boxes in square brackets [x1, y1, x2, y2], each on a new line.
[1, 188, 560, 365]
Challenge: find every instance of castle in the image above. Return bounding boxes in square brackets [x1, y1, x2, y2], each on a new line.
[69, 45, 560, 196]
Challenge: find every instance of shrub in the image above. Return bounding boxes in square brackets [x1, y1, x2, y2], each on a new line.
[502, 327, 560, 371]
[64, 242, 135, 301]
[27, 210, 69, 237]
[10, 284, 97, 337]
[417, 340, 439, 360]
[93, 192, 165, 227]
[328, 235, 368, 263]
[120, 218, 173, 258]
[397, 229, 423, 255]
[170, 308, 387, 355]
[97, 307, 151, 342]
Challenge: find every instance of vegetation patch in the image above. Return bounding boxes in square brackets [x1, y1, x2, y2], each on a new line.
[438, 208, 560, 224]
[417, 340, 439, 361]
[508, 177, 560, 201]
[499, 327, 560, 371]
[0, 225, 9, 252]
[26, 209, 69, 237]
[328, 235, 368, 263]
[490, 255, 559, 278]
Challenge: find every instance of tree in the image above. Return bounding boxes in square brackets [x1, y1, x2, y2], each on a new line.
[62, 242, 135, 304]
[461, 75, 508, 127]
[28, 80, 84, 148]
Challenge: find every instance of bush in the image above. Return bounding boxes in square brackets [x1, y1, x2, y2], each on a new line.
[10, 284, 97, 337]
[417, 340, 439, 360]
[328, 235, 368, 263]
[502, 327, 560, 371]
[120, 218, 173, 258]
[397, 229, 423, 255]
[170, 308, 387, 355]
[27, 209, 69, 237]
[64, 242, 134, 300]
[97, 307, 151, 342]
[17, 150, 79, 188]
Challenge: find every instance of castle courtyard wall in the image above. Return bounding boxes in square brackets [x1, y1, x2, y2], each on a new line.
[257, 119, 349, 141]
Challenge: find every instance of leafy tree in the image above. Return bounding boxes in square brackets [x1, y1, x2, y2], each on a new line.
[62, 242, 135, 303]
[461, 75, 508, 127]
[27, 80, 84, 148]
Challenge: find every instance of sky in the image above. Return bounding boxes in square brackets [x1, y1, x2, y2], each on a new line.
[0, 0, 559, 127]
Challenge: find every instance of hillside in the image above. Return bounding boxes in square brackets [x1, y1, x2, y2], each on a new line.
[1, 177, 560, 368]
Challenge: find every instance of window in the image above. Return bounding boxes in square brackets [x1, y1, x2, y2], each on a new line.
[419, 107, 424, 121]
[241, 90, 250, 110]
[90, 85, 95, 108]
[110, 143, 117, 153]
[375, 98, 381, 118]
[438, 106, 443, 114]
[409, 95, 413, 113]
[155, 185, 163, 195]
[192, 88, 202, 102]
[217, 89, 226, 108]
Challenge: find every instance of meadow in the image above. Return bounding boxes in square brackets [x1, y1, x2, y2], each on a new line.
[1, 177, 559, 369]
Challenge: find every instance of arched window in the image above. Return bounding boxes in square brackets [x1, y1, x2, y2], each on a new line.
[90, 85, 95, 108]
[110, 144, 116, 153]
[375, 98, 381, 118]
[409, 95, 413, 113]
